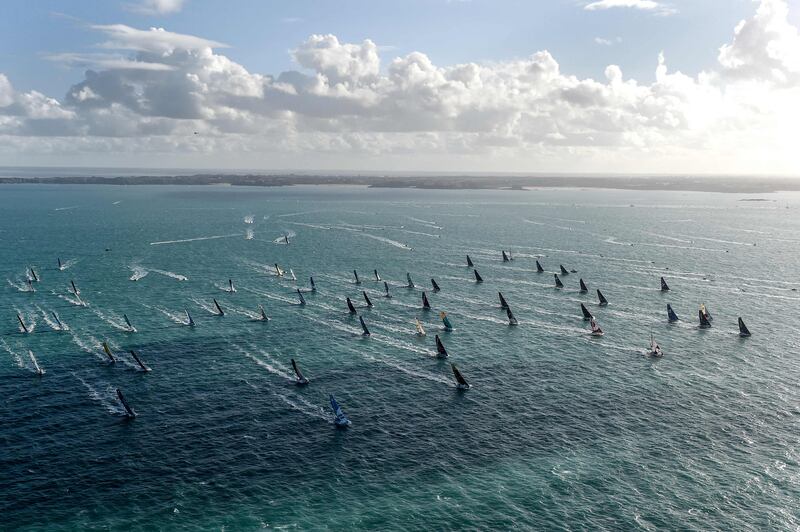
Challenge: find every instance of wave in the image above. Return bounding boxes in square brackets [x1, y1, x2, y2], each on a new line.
[90, 308, 133, 332]
[150, 269, 188, 281]
[7, 279, 34, 292]
[74, 374, 127, 416]
[37, 305, 68, 331]
[190, 297, 222, 316]
[244, 215, 255, 224]
[1, 339, 25, 369]
[58, 258, 78, 271]
[148, 305, 192, 325]
[14, 307, 36, 333]
[234, 343, 293, 381]
[53, 290, 88, 307]
[150, 233, 241, 246]
[286, 221, 332, 230]
[273, 230, 297, 244]
[273, 391, 330, 422]
[355, 232, 412, 250]
[54, 205, 79, 211]
[129, 265, 149, 281]
[245, 229, 254, 240]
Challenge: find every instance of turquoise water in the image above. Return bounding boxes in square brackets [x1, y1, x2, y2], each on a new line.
[1, 184, 799, 530]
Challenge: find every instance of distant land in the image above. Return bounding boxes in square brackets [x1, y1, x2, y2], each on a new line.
[1, 172, 799, 193]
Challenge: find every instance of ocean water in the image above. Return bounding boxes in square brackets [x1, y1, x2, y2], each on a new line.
[1, 184, 798, 530]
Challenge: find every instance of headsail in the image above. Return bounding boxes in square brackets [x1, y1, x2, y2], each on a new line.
[363, 291, 373, 307]
[374, 269, 381, 281]
[536, 260, 544, 273]
[359, 316, 371, 336]
[580, 303, 593, 320]
[330, 394, 351, 426]
[185, 309, 195, 327]
[554, 274, 563, 288]
[660, 277, 670, 291]
[698, 309, 711, 328]
[667, 304, 679, 322]
[506, 307, 518, 326]
[597, 289, 608, 306]
[116, 388, 136, 418]
[700, 303, 713, 321]
[502, 250, 510, 262]
[384, 281, 392, 298]
[102, 341, 116, 363]
[738, 317, 751, 337]
[440, 311, 453, 330]
[431, 278, 441, 292]
[406, 272, 415, 288]
[291, 358, 309, 384]
[498, 292, 509, 309]
[649, 334, 663, 357]
[130, 350, 151, 372]
[560, 265, 569, 275]
[474, 270, 483, 283]
[123, 313, 136, 332]
[353, 270, 361, 284]
[297, 289, 306, 306]
[17, 313, 29, 334]
[451, 363, 470, 389]
[415, 318, 426, 335]
[346, 297, 357, 314]
[466, 255, 474, 267]
[29, 351, 44, 375]
[579, 279, 588, 293]
[434, 334, 448, 358]
[422, 291, 431, 309]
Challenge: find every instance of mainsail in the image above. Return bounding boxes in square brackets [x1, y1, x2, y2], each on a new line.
[738, 317, 751, 337]
[297, 289, 306, 305]
[123, 313, 136, 332]
[502, 250, 510, 262]
[130, 350, 151, 372]
[102, 341, 117, 363]
[291, 358, 309, 384]
[415, 318, 426, 335]
[560, 265, 569, 275]
[29, 350, 44, 375]
[440, 311, 453, 330]
[474, 270, 483, 283]
[359, 316, 371, 336]
[116, 388, 136, 418]
[353, 270, 361, 284]
[667, 304, 679, 322]
[213, 299, 225, 316]
[554, 274, 563, 288]
[660, 277, 670, 291]
[435, 335, 448, 358]
[422, 292, 431, 309]
[451, 363, 470, 389]
[579, 278, 588, 293]
[466, 255, 474, 267]
[536, 260, 544, 273]
[580, 303, 593, 320]
[506, 307, 518, 325]
[498, 292, 509, 309]
[698, 309, 711, 328]
[597, 289, 608, 306]
[407, 273, 415, 288]
[384, 281, 392, 298]
[330, 394, 351, 426]
[346, 297, 357, 314]
[431, 278, 441, 292]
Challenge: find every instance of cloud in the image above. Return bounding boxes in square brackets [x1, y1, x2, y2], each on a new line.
[594, 37, 622, 46]
[584, 0, 675, 15]
[1, 0, 799, 174]
[45, 52, 176, 71]
[127, 0, 187, 15]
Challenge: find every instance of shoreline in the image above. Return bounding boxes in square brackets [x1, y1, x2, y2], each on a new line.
[1, 174, 798, 193]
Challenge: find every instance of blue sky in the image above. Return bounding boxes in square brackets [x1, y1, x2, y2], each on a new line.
[0, 0, 798, 174]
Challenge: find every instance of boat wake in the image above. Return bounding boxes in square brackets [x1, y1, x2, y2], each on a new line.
[150, 269, 188, 281]
[129, 265, 149, 281]
[150, 233, 241, 246]
[234, 343, 293, 381]
[75, 374, 127, 416]
[1, 339, 26, 369]
[273, 391, 330, 423]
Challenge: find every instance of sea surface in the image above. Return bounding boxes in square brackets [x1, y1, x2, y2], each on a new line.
[1, 184, 798, 530]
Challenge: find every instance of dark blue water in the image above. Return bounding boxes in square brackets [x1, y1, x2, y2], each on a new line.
[1, 184, 798, 530]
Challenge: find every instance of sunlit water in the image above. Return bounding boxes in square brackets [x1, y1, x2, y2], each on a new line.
[1, 184, 798, 530]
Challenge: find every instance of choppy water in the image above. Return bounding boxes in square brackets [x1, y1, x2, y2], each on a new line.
[1, 184, 799, 530]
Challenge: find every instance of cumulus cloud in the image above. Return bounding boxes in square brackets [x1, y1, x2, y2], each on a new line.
[584, 0, 675, 15]
[1, 0, 798, 173]
[128, 0, 187, 15]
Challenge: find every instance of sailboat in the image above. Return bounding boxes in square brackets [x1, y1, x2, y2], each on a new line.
[70, 280, 80, 295]
[213, 299, 225, 316]
[29, 268, 39, 282]
[451, 363, 470, 389]
[310, 276, 317, 291]
[185, 309, 195, 327]
[506, 307, 518, 326]
[590, 318, 603, 336]
[384, 281, 392, 298]
[667, 304, 679, 322]
[474, 270, 483, 283]
[58, 257, 65, 271]
[431, 278, 441, 292]
[297, 289, 306, 306]
[415, 318, 426, 336]
[123, 313, 136, 332]
[580, 303, 593, 320]
[738, 317, 751, 337]
[498, 292, 509, 309]
[346, 297, 357, 314]
[359, 316, 371, 336]
[502, 250, 511, 262]
[116, 388, 137, 418]
[560, 265, 569, 275]
[435, 335, 448, 358]
[422, 292, 431, 309]
[597, 289, 608, 306]
[700, 303, 713, 321]
[17, 313, 29, 334]
[554, 274, 563, 288]
[648, 334, 664, 357]
[362, 291, 373, 307]
[26, 279, 35, 293]
[536, 260, 544, 273]
[291, 358, 309, 385]
[330, 394, 351, 426]
[374, 269, 381, 282]
[130, 350, 151, 372]
[29, 351, 44, 375]
[660, 277, 670, 291]
[406, 273, 415, 288]
[259, 304, 271, 320]
[274, 264, 284, 277]
[284, 234, 290, 244]
[51, 311, 65, 331]
[579, 279, 588, 293]
[353, 270, 361, 284]
[466, 255, 474, 267]
[102, 341, 117, 363]
[228, 279, 236, 292]
[440, 311, 453, 331]
[289, 269, 297, 281]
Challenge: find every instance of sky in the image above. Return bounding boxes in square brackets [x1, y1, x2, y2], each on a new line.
[0, 0, 798, 175]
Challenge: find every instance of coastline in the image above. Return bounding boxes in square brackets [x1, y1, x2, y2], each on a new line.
[0, 173, 798, 193]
